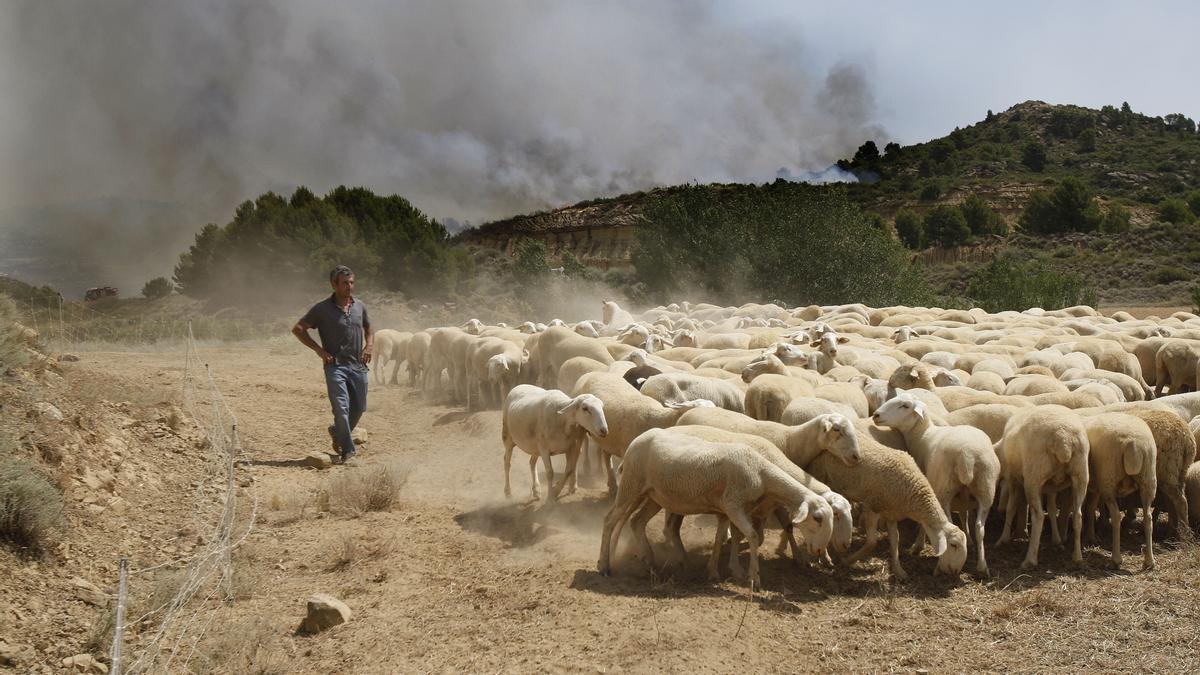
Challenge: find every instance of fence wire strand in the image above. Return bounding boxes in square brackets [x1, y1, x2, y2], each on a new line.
[105, 322, 258, 675]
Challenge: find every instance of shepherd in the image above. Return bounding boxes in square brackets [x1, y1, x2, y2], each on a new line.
[293, 265, 374, 464]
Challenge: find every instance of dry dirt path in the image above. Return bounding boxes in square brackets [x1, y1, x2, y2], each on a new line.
[78, 341, 1200, 673]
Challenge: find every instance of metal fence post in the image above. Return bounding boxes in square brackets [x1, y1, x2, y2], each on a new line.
[110, 557, 128, 675]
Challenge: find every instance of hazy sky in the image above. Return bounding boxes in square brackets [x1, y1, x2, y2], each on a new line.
[1, 0, 1196, 228]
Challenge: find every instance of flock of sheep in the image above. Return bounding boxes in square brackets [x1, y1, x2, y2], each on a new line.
[371, 300, 1200, 587]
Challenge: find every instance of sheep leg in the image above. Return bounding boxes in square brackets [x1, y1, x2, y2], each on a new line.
[707, 517, 729, 581]
[1084, 491, 1099, 544]
[1021, 483, 1046, 570]
[887, 520, 908, 581]
[662, 513, 687, 570]
[772, 506, 805, 564]
[629, 501, 662, 572]
[548, 445, 581, 502]
[1105, 495, 1124, 568]
[1047, 489, 1062, 546]
[909, 526, 927, 555]
[725, 506, 761, 589]
[1165, 486, 1190, 536]
[847, 509, 881, 564]
[538, 448, 556, 504]
[598, 493, 646, 576]
[727, 526, 745, 579]
[528, 454, 541, 500]
[998, 478, 1020, 545]
[604, 452, 619, 496]
[390, 358, 401, 385]
[1142, 489, 1156, 570]
[1070, 474, 1087, 566]
[975, 497, 992, 577]
[503, 439, 515, 499]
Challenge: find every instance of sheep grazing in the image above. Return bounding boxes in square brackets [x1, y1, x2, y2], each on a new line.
[1082, 414, 1158, 569]
[996, 406, 1090, 569]
[571, 371, 715, 493]
[887, 363, 939, 394]
[501, 385, 609, 504]
[405, 331, 431, 387]
[872, 391, 1000, 576]
[805, 419, 968, 580]
[675, 408, 860, 557]
[1155, 340, 1200, 396]
[622, 365, 662, 391]
[1186, 462, 1200, 531]
[1124, 410, 1195, 535]
[597, 427, 832, 587]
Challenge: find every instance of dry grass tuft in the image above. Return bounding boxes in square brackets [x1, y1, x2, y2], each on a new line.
[190, 616, 288, 675]
[993, 588, 1071, 620]
[0, 456, 66, 553]
[268, 489, 313, 525]
[326, 461, 410, 515]
[328, 532, 397, 571]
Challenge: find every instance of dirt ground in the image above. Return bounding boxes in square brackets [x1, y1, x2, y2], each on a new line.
[29, 340, 1200, 672]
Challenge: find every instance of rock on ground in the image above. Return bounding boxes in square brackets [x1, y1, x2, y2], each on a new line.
[298, 593, 351, 634]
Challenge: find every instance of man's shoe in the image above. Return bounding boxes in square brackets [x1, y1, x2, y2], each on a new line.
[340, 452, 357, 466]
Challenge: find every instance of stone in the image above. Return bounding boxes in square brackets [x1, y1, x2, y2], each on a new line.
[0, 641, 35, 667]
[33, 402, 64, 422]
[297, 593, 351, 634]
[61, 653, 108, 673]
[303, 452, 334, 470]
[351, 427, 368, 444]
[58, 353, 81, 362]
[105, 497, 129, 516]
[70, 576, 109, 607]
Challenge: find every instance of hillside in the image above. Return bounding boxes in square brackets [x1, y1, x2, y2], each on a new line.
[459, 100, 1200, 305]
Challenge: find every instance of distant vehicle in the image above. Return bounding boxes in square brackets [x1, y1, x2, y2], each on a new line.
[85, 286, 119, 301]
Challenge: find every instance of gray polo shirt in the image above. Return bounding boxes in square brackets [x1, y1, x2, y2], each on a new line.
[300, 294, 371, 369]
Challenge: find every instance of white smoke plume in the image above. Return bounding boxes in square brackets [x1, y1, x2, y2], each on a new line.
[0, 0, 885, 294]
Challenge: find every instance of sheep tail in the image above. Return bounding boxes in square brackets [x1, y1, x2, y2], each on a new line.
[955, 452, 975, 486]
[1122, 439, 1144, 476]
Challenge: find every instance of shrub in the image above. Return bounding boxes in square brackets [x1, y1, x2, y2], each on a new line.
[1186, 190, 1200, 219]
[1159, 198, 1194, 224]
[1019, 177, 1103, 234]
[966, 254, 1097, 312]
[141, 277, 174, 299]
[1100, 202, 1132, 233]
[1154, 266, 1190, 285]
[1192, 284, 1200, 314]
[0, 457, 65, 553]
[960, 194, 1008, 236]
[924, 205, 971, 247]
[511, 238, 548, 285]
[325, 462, 409, 515]
[0, 295, 30, 371]
[919, 181, 942, 201]
[894, 208, 924, 249]
[1022, 141, 1047, 171]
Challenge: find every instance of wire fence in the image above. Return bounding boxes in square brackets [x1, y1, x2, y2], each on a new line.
[17, 295, 282, 347]
[105, 323, 257, 674]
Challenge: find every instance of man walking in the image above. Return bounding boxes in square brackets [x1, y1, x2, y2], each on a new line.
[293, 265, 373, 464]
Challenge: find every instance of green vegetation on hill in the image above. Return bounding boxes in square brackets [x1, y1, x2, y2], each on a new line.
[172, 186, 470, 300]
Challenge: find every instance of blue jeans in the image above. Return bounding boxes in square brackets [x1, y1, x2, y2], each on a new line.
[325, 364, 368, 458]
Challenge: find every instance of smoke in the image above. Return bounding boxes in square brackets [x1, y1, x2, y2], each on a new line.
[0, 0, 886, 295]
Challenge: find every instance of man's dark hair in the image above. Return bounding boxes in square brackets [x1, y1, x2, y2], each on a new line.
[330, 265, 354, 283]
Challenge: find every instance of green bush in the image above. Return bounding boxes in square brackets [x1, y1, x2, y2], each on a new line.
[511, 239, 548, 285]
[1019, 177, 1103, 234]
[0, 295, 29, 371]
[1100, 202, 1132, 233]
[919, 182, 942, 201]
[141, 277, 174, 299]
[1159, 198, 1194, 224]
[966, 254, 1097, 312]
[960, 194, 1008, 236]
[1022, 141, 1047, 171]
[924, 205, 971, 247]
[0, 457, 65, 553]
[1192, 284, 1200, 314]
[1154, 266, 1190, 285]
[894, 208, 925, 249]
[1186, 190, 1200, 219]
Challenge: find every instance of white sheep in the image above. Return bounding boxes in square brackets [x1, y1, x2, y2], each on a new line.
[372, 329, 413, 385]
[872, 392, 1000, 576]
[639, 372, 746, 413]
[502, 385, 609, 503]
[675, 408, 860, 557]
[1186, 461, 1200, 531]
[1081, 414, 1157, 569]
[597, 427, 833, 587]
[405, 331, 431, 387]
[806, 419, 969, 580]
[995, 406, 1090, 569]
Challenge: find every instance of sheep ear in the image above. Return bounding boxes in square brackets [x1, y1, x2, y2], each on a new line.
[522, 349, 530, 361]
[837, 336, 850, 344]
[913, 402, 926, 419]
[929, 526, 948, 556]
[892, 329, 901, 337]
[821, 416, 834, 433]
[556, 399, 579, 416]
[809, 340, 821, 347]
[908, 366, 919, 379]
[794, 500, 810, 523]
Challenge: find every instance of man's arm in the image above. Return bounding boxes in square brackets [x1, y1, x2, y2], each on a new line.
[361, 312, 374, 364]
[293, 321, 334, 364]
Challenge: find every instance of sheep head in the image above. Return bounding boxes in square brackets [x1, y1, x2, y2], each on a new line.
[558, 393, 608, 439]
[815, 414, 860, 466]
[791, 495, 834, 557]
